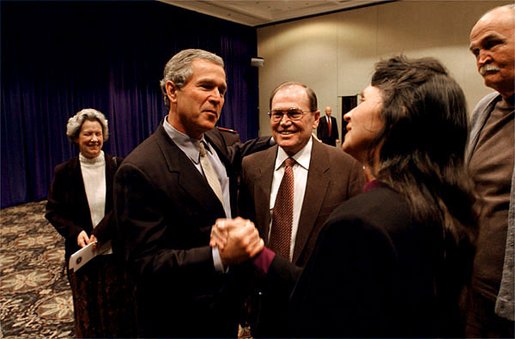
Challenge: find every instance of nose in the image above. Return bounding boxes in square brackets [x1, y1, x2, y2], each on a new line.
[210, 88, 224, 100]
[477, 49, 491, 66]
[279, 113, 293, 125]
[343, 110, 352, 122]
[91, 134, 99, 142]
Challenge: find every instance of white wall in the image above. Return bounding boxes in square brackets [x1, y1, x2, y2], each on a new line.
[256, 0, 508, 137]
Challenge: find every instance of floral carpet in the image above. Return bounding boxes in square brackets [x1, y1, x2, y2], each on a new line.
[0, 201, 74, 338]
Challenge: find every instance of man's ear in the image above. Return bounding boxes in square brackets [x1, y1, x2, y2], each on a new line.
[166, 81, 178, 103]
[312, 109, 321, 129]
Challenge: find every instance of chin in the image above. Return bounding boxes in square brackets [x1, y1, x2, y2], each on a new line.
[342, 142, 350, 152]
[277, 137, 296, 147]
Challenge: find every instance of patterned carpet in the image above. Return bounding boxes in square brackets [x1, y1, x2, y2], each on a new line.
[0, 201, 74, 338]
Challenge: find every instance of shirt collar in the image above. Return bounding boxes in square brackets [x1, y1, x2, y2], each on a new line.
[79, 150, 105, 165]
[163, 117, 209, 164]
[275, 137, 312, 171]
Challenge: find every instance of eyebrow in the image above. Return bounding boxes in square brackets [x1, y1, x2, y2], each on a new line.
[469, 32, 506, 50]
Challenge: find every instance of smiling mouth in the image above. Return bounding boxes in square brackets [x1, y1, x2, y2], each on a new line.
[480, 64, 500, 75]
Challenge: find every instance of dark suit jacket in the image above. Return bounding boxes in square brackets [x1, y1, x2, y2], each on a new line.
[238, 139, 365, 337]
[46, 154, 120, 259]
[113, 124, 270, 338]
[317, 115, 339, 146]
[289, 183, 466, 338]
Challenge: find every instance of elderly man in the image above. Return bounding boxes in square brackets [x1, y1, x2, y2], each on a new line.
[212, 81, 364, 337]
[466, 4, 514, 337]
[114, 49, 270, 337]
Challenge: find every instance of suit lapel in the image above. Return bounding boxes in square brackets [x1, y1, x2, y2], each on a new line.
[293, 141, 331, 263]
[71, 157, 93, 229]
[155, 126, 226, 217]
[253, 146, 277, 243]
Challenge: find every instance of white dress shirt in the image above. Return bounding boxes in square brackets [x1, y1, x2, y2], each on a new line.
[270, 137, 312, 261]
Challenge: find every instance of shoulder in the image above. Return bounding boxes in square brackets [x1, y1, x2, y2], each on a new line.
[216, 126, 241, 146]
[122, 129, 164, 165]
[327, 186, 410, 232]
[476, 92, 501, 108]
[54, 157, 79, 173]
[243, 144, 277, 165]
[314, 141, 360, 167]
[471, 92, 501, 120]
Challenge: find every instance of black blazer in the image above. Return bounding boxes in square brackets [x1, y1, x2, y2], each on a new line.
[289, 184, 466, 338]
[46, 154, 121, 259]
[114, 125, 271, 338]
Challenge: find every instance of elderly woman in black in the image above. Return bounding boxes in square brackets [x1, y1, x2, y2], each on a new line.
[46, 108, 132, 337]
[289, 56, 477, 338]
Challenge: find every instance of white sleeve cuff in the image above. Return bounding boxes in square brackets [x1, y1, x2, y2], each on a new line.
[212, 247, 227, 273]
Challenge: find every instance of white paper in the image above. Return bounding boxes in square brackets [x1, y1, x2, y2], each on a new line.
[68, 240, 112, 272]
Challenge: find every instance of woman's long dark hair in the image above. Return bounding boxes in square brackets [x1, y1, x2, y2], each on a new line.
[369, 56, 476, 244]
[368, 57, 477, 333]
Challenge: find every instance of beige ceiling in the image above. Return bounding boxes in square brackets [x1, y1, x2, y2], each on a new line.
[160, 0, 392, 27]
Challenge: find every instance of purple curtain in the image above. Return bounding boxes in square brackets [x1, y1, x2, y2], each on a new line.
[1, 1, 259, 208]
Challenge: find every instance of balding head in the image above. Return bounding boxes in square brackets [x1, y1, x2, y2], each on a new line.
[469, 5, 515, 98]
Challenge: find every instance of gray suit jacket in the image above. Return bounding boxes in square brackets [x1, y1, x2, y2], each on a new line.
[238, 138, 365, 336]
[466, 92, 514, 321]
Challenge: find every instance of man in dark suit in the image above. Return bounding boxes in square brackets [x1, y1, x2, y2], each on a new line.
[213, 81, 365, 337]
[113, 49, 268, 338]
[317, 106, 339, 146]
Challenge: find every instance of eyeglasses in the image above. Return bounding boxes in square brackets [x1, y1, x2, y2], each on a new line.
[268, 108, 311, 122]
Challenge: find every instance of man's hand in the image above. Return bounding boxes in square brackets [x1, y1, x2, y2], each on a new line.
[210, 217, 264, 266]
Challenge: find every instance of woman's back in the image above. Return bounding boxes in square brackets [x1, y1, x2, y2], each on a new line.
[289, 184, 467, 337]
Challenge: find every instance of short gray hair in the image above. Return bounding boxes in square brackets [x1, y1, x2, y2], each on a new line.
[66, 108, 109, 142]
[159, 49, 224, 107]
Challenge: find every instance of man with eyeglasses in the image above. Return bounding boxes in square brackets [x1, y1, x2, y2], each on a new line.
[214, 81, 365, 337]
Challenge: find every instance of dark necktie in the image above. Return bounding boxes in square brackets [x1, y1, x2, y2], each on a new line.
[270, 157, 295, 260]
[327, 116, 332, 137]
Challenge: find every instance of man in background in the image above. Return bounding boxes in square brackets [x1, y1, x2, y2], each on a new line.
[317, 105, 339, 146]
[466, 4, 514, 337]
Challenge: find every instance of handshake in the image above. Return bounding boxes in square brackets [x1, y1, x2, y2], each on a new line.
[210, 217, 265, 266]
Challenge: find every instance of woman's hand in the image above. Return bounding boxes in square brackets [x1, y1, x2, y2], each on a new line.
[77, 230, 96, 248]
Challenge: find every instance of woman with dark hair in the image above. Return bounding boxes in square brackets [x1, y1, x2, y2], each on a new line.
[289, 56, 477, 338]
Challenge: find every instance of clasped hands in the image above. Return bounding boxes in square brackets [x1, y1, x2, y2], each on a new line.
[210, 217, 264, 266]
